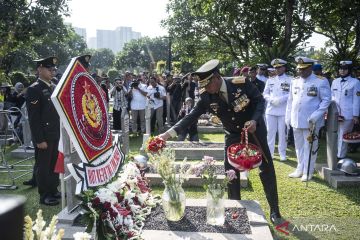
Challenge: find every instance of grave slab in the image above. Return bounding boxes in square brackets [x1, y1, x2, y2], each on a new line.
[146, 172, 248, 188]
[10, 147, 34, 158]
[142, 199, 272, 240]
[320, 167, 360, 188]
[166, 141, 224, 160]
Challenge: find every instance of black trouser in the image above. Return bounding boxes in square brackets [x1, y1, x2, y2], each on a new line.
[113, 109, 122, 130]
[224, 120, 280, 215]
[35, 140, 59, 199]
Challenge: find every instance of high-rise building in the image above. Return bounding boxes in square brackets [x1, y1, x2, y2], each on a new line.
[73, 27, 87, 40]
[87, 37, 97, 49]
[96, 27, 142, 53]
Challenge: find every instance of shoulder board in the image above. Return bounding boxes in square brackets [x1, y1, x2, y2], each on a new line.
[316, 75, 325, 80]
[231, 76, 246, 84]
[199, 88, 206, 94]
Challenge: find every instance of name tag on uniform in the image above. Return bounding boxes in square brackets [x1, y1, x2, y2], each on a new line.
[281, 83, 290, 92]
[307, 86, 318, 96]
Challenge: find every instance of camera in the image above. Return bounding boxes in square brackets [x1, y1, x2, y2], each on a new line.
[130, 80, 139, 88]
[154, 87, 160, 98]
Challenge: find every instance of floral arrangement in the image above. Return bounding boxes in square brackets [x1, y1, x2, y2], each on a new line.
[146, 136, 166, 153]
[80, 162, 161, 240]
[24, 209, 64, 240]
[227, 128, 262, 171]
[147, 142, 189, 221]
[190, 156, 237, 200]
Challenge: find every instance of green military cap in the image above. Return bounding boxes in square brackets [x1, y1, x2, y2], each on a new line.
[34, 56, 58, 68]
[77, 54, 91, 68]
[192, 59, 220, 88]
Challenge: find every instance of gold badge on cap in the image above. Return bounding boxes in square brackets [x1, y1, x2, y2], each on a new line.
[298, 58, 304, 64]
[53, 58, 58, 65]
[85, 56, 90, 62]
[274, 59, 280, 65]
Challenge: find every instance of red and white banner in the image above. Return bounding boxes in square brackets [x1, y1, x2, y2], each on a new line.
[51, 57, 123, 193]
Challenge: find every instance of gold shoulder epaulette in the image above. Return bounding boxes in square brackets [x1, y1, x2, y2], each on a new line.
[316, 75, 325, 80]
[231, 76, 246, 84]
[199, 88, 206, 94]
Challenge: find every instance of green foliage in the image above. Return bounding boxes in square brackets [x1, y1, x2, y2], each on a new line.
[156, 60, 167, 74]
[107, 69, 119, 82]
[91, 49, 115, 73]
[114, 37, 170, 72]
[0, 0, 70, 74]
[26, 75, 37, 85]
[163, 0, 313, 66]
[309, 0, 360, 65]
[9, 71, 28, 86]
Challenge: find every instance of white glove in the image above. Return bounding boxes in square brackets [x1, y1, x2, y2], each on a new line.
[272, 98, 280, 106]
[308, 116, 316, 130]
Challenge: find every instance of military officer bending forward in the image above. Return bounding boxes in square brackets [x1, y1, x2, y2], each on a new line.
[159, 59, 282, 224]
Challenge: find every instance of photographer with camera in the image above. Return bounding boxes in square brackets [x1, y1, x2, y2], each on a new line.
[128, 78, 148, 133]
[110, 77, 128, 130]
[147, 76, 166, 133]
[166, 74, 182, 125]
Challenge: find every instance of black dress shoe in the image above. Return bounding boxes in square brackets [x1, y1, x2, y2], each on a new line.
[23, 179, 37, 187]
[270, 212, 283, 225]
[40, 196, 59, 206]
[52, 191, 61, 199]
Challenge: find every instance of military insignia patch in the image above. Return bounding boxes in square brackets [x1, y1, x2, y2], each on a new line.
[231, 94, 250, 112]
[281, 83, 290, 92]
[232, 88, 242, 98]
[307, 86, 318, 96]
[232, 76, 246, 84]
[210, 103, 220, 114]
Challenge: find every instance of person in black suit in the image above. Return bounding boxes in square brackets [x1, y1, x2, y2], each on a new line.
[159, 59, 282, 224]
[249, 66, 265, 93]
[26, 56, 60, 206]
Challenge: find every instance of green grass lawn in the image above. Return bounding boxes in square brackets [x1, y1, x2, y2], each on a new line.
[1, 133, 360, 239]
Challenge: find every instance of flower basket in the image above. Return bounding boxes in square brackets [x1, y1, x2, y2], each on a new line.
[146, 136, 166, 153]
[343, 131, 360, 143]
[227, 128, 262, 171]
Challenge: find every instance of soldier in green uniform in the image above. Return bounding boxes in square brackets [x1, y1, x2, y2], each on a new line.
[159, 59, 282, 224]
[26, 57, 60, 206]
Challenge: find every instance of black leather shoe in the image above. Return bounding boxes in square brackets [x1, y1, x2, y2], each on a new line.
[52, 191, 61, 199]
[23, 179, 37, 187]
[270, 212, 283, 225]
[40, 196, 59, 206]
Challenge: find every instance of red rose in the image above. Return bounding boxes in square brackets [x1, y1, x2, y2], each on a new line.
[146, 136, 166, 153]
[103, 201, 111, 210]
[92, 197, 100, 206]
[127, 232, 135, 238]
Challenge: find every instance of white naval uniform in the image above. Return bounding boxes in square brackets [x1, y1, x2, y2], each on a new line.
[331, 76, 360, 158]
[263, 73, 292, 160]
[256, 74, 268, 83]
[285, 74, 331, 176]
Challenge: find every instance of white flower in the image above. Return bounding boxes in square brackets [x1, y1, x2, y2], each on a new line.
[73, 232, 92, 240]
[95, 188, 118, 204]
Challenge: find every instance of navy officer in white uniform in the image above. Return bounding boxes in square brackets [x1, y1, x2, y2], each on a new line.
[331, 61, 360, 159]
[286, 57, 331, 181]
[263, 59, 292, 161]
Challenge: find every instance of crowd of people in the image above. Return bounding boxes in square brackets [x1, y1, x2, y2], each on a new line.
[1, 54, 359, 217]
